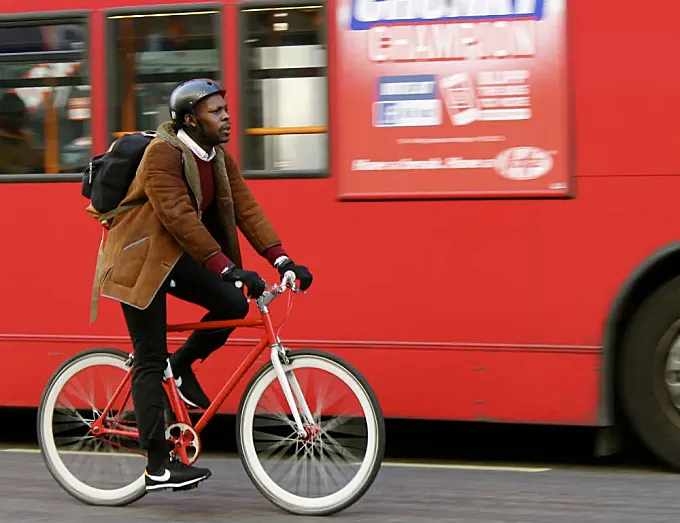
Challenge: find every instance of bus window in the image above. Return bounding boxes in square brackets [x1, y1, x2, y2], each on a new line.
[107, 10, 221, 141]
[241, 4, 327, 177]
[0, 18, 90, 177]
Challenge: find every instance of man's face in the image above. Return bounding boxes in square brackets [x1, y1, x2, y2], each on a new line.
[189, 93, 230, 146]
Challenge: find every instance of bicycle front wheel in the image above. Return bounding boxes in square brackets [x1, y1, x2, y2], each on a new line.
[236, 349, 385, 516]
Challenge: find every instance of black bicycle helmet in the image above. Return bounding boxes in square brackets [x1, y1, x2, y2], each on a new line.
[168, 78, 225, 126]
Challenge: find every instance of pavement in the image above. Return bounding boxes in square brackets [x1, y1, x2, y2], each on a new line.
[1, 446, 679, 522]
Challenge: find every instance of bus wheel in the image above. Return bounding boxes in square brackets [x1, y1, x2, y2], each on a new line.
[620, 274, 680, 471]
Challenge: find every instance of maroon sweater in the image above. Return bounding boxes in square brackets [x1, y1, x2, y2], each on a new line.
[193, 154, 287, 275]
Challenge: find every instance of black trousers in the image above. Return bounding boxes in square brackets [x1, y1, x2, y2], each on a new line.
[121, 253, 249, 449]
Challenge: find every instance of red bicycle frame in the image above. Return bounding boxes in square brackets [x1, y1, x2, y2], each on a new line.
[89, 308, 282, 445]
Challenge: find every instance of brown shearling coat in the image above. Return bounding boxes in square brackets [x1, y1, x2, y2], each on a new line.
[92, 121, 281, 312]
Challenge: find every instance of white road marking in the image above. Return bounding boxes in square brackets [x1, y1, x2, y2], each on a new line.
[383, 461, 551, 472]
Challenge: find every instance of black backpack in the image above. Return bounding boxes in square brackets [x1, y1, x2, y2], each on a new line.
[82, 131, 156, 222]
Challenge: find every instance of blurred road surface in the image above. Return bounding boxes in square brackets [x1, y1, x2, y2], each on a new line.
[0, 446, 678, 522]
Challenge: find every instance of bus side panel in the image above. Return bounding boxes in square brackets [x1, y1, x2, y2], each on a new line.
[0, 337, 599, 425]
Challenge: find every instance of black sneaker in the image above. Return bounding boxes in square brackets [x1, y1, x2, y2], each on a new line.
[171, 363, 211, 410]
[144, 460, 212, 491]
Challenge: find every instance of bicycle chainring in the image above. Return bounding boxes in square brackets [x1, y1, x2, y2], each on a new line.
[165, 423, 200, 465]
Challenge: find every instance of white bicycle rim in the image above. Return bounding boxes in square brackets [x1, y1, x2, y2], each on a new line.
[239, 354, 381, 514]
[39, 352, 145, 504]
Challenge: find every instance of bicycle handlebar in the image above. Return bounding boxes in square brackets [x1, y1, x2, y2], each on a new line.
[268, 270, 300, 295]
[234, 270, 302, 308]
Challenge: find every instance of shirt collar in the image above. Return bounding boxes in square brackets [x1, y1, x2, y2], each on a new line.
[177, 128, 216, 162]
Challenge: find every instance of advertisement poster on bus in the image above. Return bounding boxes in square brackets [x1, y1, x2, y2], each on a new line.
[333, 0, 570, 199]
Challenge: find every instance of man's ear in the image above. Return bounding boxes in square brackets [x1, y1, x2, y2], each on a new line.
[184, 113, 197, 129]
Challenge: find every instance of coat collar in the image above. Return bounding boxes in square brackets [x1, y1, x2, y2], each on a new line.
[155, 121, 231, 217]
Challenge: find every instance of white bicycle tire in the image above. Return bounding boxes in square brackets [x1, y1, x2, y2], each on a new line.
[236, 349, 385, 516]
[37, 348, 146, 506]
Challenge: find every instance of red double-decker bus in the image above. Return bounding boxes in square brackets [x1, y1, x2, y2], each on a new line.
[2, 0, 680, 469]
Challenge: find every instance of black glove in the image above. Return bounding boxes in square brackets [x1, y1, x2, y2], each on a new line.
[222, 266, 266, 299]
[277, 259, 313, 291]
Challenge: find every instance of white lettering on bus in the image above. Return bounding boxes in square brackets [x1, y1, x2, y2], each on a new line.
[367, 20, 536, 62]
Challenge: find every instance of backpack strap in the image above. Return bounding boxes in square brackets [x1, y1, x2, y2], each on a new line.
[89, 228, 106, 324]
[95, 197, 148, 227]
[88, 197, 147, 324]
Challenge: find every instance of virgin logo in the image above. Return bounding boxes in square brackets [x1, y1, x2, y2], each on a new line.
[494, 147, 553, 180]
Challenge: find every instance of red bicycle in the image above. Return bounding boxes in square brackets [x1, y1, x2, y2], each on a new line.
[37, 271, 385, 516]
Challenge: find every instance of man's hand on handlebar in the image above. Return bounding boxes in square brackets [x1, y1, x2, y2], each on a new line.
[276, 259, 313, 291]
[221, 265, 266, 298]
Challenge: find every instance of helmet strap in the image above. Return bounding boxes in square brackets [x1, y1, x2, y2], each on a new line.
[182, 113, 208, 143]
[195, 117, 207, 137]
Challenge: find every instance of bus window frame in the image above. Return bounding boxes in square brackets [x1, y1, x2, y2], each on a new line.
[238, 0, 329, 180]
[105, 3, 225, 147]
[0, 10, 91, 184]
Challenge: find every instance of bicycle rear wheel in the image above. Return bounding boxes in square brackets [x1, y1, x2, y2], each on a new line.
[37, 348, 147, 506]
[236, 349, 385, 516]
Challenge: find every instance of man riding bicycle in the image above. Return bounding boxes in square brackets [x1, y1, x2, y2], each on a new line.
[95, 78, 313, 492]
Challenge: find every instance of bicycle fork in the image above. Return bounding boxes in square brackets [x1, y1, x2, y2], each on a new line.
[270, 342, 316, 438]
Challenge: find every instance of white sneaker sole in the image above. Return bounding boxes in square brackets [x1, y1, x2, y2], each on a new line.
[145, 473, 210, 491]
